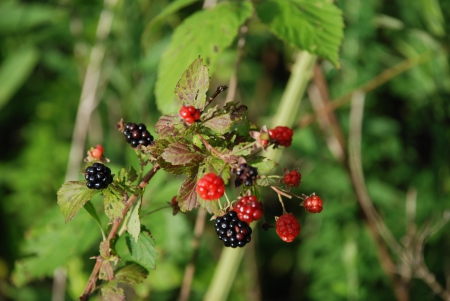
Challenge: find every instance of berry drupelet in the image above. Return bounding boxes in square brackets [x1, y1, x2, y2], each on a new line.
[214, 211, 252, 248]
[123, 123, 154, 148]
[85, 163, 113, 190]
[233, 195, 263, 224]
[276, 213, 301, 242]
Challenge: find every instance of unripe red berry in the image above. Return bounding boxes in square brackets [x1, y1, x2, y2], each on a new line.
[91, 145, 104, 159]
[276, 213, 300, 242]
[233, 195, 263, 223]
[304, 195, 323, 213]
[284, 170, 301, 188]
[269, 126, 294, 147]
[180, 105, 201, 124]
[196, 173, 225, 200]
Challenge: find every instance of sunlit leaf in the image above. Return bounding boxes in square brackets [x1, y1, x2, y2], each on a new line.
[101, 281, 124, 301]
[248, 157, 278, 173]
[161, 142, 205, 166]
[57, 181, 99, 223]
[175, 56, 210, 109]
[126, 199, 141, 243]
[177, 175, 199, 211]
[256, 0, 343, 67]
[155, 2, 253, 113]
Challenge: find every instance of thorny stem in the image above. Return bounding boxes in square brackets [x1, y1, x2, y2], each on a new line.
[80, 163, 161, 301]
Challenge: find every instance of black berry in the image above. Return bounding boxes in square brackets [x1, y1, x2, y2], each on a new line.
[214, 211, 252, 248]
[234, 163, 258, 187]
[85, 163, 113, 190]
[123, 122, 154, 147]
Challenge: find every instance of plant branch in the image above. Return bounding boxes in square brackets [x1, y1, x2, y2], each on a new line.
[225, 23, 248, 104]
[79, 163, 161, 300]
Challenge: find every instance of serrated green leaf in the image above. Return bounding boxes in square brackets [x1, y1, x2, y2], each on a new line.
[256, 0, 343, 67]
[201, 157, 231, 185]
[175, 56, 210, 109]
[101, 281, 124, 301]
[203, 113, 234, 134]
[57, 181, 99, 223]
[231, 142, 254, 156]
[154, 114, 186, 137]
[103, 187, 125, 222]
[125, 228, 157, 271]
[115, 262, 148, 284]
[155, 2, 253, 114]
[177, 175, 199, 212]
[248, 157, 278, 173]
[141, 0, 200, 49]
[126, 199, 141, 243]
[161, 142, 205, 166]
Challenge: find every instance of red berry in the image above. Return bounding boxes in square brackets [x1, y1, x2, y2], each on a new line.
[304, 195, 323, 213]
[179, 105, 201, 124]
[284, 170, 301, 187]
[276, 213, 300, 242]
[233, 195, 263, 223]
[196, 173, 225, 200]
[260, 139, 268, 148]
[171, 196, 178, 205]
[91, 144, 104, 159]
[269, 126, 294, 147]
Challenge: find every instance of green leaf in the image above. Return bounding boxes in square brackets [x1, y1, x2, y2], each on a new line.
[101, 281, 125, 301]
[203, 113, 234, 134]
[12, 208, 100, 287]
[57, 181, 99, 223]
[103, 187, 125, 222]
[175, 56, 210, 109]
[114, 263, 148, 284]
[154, 114, 186, 137]
[141, 0, 200, 49]
[83, 201, 106, 239]
[255, 176, 280, 187]
[126, 199, 141, 243]
[256, 0, 344, 67]
[125, 228, 157, 271]
[155, 2, 253, 114]
[0, 47, 39, 110]
[161, 141, 205, 166]
[177, 175, 199, 212]
[248, 157, 278, 173]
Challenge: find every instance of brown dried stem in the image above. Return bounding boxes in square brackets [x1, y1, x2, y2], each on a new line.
[79, 163, 161, 301]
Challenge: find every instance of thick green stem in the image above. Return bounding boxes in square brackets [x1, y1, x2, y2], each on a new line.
[204, 51, 316, 301]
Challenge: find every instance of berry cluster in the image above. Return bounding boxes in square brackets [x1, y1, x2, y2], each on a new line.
[234, 163, 258, 187]
[276, 213, 301, 242]
[284, 170, 301, 188]
[233, 195, 263, 224]
[123, 123, 154, 148]
[269, 126, 294, 147]
[179, 105, 201, 124]
[304, 195, 323, 213]
[214, 211, 252, 248]
[85, 163, 113, 190]
[196, 173, 225, 200]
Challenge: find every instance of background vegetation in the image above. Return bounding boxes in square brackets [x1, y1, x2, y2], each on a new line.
[0, 0, 449, 300]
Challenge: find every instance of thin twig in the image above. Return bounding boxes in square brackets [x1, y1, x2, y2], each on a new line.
[225, 23, 248, 104]
[298, 52, 431, 129]
[80, 164, 160, 300]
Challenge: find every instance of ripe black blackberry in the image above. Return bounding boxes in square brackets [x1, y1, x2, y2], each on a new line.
[234, 163, 258, 187]
[214, 211, 252, 248]
[123, 122, 154, 148]
[85, 163, 113, 190]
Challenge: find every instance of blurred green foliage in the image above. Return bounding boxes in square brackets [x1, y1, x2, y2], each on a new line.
[0, 0, 449, 300]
